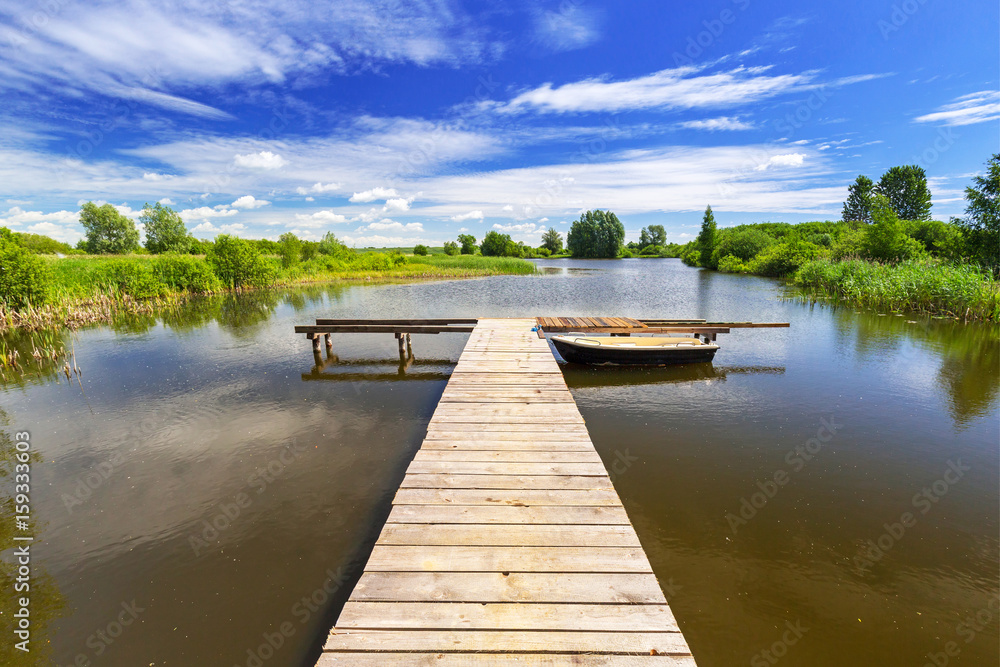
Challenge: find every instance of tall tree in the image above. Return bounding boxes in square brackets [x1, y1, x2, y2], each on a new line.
[696, 205, 717, 265]
[647, 224, 667, 247]
[540, 227, 563, 254]
[638, 227, 652, 248]
[480, 231, 511, 256]
[959, 153, 1000, 274]
[79, 201, 140, 254]
[141, 202, 189, 253]
[876, 165, 932, 220]
[278, 232, 301, 267]
[842, 175, 875, 223]
[567, 210, 624, 258]
[457, 234, 477, 255]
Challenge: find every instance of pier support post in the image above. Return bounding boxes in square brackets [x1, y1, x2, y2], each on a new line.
[325, 333, 333, 349]
[309, 334, 321, 353]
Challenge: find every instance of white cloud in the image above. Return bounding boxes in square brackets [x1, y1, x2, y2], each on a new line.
[359, 220, 424, 232]
[350, 187, 398, 203]
[234, 151, 287, 169]
[754, 153, 805, 171]
[914, 91, 1000, 126]
[458, 227, 469, 232]
[143, 172, 172, 181]
[493, 222, 542, 235]
[231, 195, 271, 209]
[305, 196, 315, 201]
[538, 217, 549, 223]
[451, 210, 484, 222]
[180, 206, 239, 220]
[679, 116, 755, 131]
[158, 198, 174, 205]
[502, 204, 514, 212]
[293, 210, 348, 228]
[191, 221, 246, 235]
[295, 182, 342, 195]
[532, 6, 600, 52]
[383, 197, 412, 213]
[341, 234, 430, 247]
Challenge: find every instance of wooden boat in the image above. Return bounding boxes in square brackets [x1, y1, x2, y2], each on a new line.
[551, 335, 718, 366]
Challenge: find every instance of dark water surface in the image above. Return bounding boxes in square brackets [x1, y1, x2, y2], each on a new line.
[2, 259, 997, 666]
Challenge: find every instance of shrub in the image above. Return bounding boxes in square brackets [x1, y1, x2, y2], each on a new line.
[278, 232, 302, 268]
[536, 247, 552, 257]
[864, 196, 926, 262]
[481, 231, 512, 257]
[153, 254, 222, 293]
[748, 240, 821, 277]
[716, 254, 750, 273]
[412, 244, 429, 256]
[300, 241, 319, 262]
[0, 234, 51, 308]
[711, 228, 775, 266]
[208, 235, 277, 289]
[91, 259, 166, 299]
[443, 241, 459, 256]
[681, 247, 702, 267]
[640, 244, 664, 256]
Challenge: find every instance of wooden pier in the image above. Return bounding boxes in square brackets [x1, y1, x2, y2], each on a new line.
[316, 319, 696, 665]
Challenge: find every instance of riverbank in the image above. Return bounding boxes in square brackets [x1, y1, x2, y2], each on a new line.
[2, 253, 536, 332]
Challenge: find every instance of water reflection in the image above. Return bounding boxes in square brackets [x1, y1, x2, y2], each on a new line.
[562, 363, 786, 388]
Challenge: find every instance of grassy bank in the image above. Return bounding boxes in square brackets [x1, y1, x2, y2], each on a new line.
[794, 259, 1000, 322]
[2, 251, 536, 331]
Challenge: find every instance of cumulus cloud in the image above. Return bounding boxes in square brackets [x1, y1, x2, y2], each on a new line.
[294, 210, 348, 228]
[382, 197, 412, 213]
[0, 207, 78, 228]
[191, 221, 246, 234]
[502, 204, 514, 212]
[158, 198, 174, 205]
[451, 210, 484, 222]
[493, 222, 542, 235]
[341, 234, 430, 247]
[180, 206, 239, 220]
[295, 182, 342, 195]
[231, 195, 270, 209]
[233, 151, 287, 169]
[350, 187, 398, 203]
[914, 91, 1000, 126]
[143, 172, 172, 181]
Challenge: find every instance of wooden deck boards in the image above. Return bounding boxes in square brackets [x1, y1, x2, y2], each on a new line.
[319, 319, 695, 665]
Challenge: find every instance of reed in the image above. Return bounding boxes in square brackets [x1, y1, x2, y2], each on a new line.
[794, 259, 1000, 322]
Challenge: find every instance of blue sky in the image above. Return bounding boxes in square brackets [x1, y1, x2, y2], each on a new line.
[1, 0, 997, 247]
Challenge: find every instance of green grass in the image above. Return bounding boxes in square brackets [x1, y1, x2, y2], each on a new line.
[794, 258, 1000, 322]
[4, 252, 535, 331]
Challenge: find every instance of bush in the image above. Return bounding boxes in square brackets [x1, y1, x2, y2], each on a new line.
[152, 254, 222, 293]
[481, 231, 511, 257]
[0, 234, 51, 308]
[300, 241, 319, 262]
[412, 244, 429, 256]
[748, 240, 821, 277]
[536, 247, 552, 257]
[12, 232, 77, 255]
[91, 259, 166, 299]
[208, 235, 277, 289]
[711, 228, 775, 267]
[278, 232, 302, 268]
[716, 254, 750, 273]
[904, 219, 966, 259]
[443, 241, 459, 256]
[681, 247, 702, 267]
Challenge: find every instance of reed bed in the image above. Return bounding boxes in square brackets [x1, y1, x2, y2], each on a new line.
[794, 259, 1000, 322]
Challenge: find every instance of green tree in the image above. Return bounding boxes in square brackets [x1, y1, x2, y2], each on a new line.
[540, 227, 563, 254]
[442, 241, 459, 256]
[876, 165, 932, 220]
[140, 203, 189, 253]
[647, 224, 667, 247]
[480, 230, 511, 256]
[278, 232, 301, 268]
[79, 201, 140, 254]
[864, 194, 924, 262]
[639, 228, 652, 249]
[457, 234, 477, 255]
[842, 175, 875, 223]
[318, 231, 349, 258]
[695, 205, 717, 267]
[0, 228, 51, 308]
[958, 153, 1000, 274]
[208, 234, 277, 289]
[412, 244, 429, 256]
[567, 210, 624, 258]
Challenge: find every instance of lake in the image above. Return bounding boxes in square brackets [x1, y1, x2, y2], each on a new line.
[2, 258, 997, 666]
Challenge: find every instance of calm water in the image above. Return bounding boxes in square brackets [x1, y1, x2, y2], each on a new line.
[1, 259, 997, 666]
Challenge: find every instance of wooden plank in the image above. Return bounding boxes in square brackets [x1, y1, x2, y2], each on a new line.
[337, 602, 675, 631]
[412, 451, 602, 463]
[315, 318, 478, 325]
[399, 474, 613, 489]
[295, 325, 475, 334]
[317, 655, 697, 666]
[420, 440, 595, 450]
[350, 571, 667, 603]
[363, 545, 654, 572]
[375, 524, 641, 547]
[386, 504, 631, 525]
[404, 462, 609, 475]
[392, 488, 622, 506]
[324, 630, 688, 653]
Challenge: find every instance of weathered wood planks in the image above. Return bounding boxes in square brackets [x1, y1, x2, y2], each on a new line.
[317, 319, 695, 665]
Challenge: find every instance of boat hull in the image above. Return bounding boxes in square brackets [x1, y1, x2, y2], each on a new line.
[551, 336, 718, 366]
